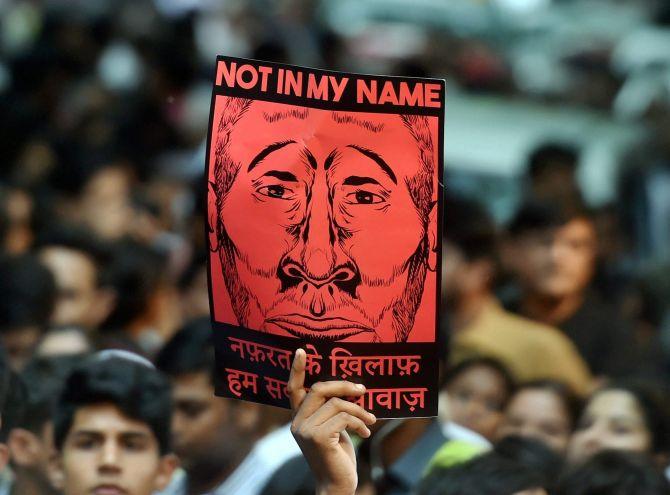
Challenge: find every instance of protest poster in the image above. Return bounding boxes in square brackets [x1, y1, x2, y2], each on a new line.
[205, 56, 444, 418]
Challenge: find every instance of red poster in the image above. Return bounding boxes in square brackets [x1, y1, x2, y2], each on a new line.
[206, 56, 444, 417]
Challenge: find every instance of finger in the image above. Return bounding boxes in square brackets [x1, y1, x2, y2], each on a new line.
[294, 381, 366, 423]
[288, 348, 307, 411]
[308, 397, 376, 428]
[317, 411, 372, 440]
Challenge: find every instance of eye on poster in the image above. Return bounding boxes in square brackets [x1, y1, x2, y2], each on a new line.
[206, 56, 445, 418]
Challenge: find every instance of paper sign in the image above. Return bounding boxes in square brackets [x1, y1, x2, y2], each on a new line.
[206, 56, 444, 417]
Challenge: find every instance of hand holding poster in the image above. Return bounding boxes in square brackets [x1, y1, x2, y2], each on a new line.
[206, 56, 444, 418]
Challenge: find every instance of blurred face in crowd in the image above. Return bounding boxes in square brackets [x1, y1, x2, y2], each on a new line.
[171, 371, 258, 480]
[567, 390, 652, 464]
[78, 166, 135, 240]
[514, 218, 596, 300]
[39, 247, 111, 330]
[497, 388, 572, 453]
[53, 403, 175, 495]
[446, 365, 508, 441]
[2, 325, 42, 371]
[442, 242, 491, 308]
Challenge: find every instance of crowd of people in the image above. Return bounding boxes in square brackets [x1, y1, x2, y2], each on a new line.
[1, 0, 670, 494]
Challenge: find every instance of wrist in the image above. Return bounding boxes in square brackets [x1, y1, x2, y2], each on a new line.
[316, 479, 357, 495]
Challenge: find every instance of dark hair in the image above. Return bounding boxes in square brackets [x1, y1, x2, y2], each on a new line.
[556, 450, 670, 495]
[507, 199, 593, 237]
[18, 356, 85, 434]
[418, 450, 546, 495]
[155, 317, 214, 381]
[0, 253, 55, 331]
[527, 143, 579, 179]
[0, 370, 27, 442]
[100, 239, 167, 331]
[54, 354, 172, 454]
[587, 382, 670, 456]
[442, 356, 515, 401]
[512, 379, 582, 429]
[494, 435, 564, 490]
[442, 192, 498, 262]
[35, 224, 111, 287]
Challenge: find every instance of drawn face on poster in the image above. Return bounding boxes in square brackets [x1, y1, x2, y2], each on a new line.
[208, 97, 439, 343]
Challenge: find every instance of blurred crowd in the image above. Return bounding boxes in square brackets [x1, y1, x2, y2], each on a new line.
[1, 0, 670, 494]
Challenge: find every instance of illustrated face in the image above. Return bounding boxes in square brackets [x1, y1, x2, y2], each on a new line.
[57, 404, 174, 495]
[567, 390, 652, 464]
[497, 389, 572, 453]
[209, 99, 438, 342]
[445, 365, 508, 441]
[514, 218, 596, 299]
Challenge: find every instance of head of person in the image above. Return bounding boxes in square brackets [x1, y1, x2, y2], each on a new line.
[208, 98, 439, 343]
[155, 317, 261, 483]
[9, 356, 83, 494]
[526, 143, 581, 204]
[507, 200, 597, 302]
[497, 380, 581, 454]
[442, 193, 498, 308]
[443, 357, 515, 441]
[418, 449, 548, 495]
[36, 226, 115, 331]
[566, 382, 670, 465]
[0, 253, 56, 370]
[556, 450, 670, 495]
[51, 351, 177, 495]
[494, 435, 564, 489]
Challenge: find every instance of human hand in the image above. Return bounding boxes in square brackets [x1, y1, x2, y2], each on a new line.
[288, 348, 377, 495]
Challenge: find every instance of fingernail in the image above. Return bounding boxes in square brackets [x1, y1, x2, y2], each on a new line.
[370, 413, 376, 421]
[356, 384, 365, 391]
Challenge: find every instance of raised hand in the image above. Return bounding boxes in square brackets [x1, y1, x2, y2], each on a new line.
[288, 348, 377, 495]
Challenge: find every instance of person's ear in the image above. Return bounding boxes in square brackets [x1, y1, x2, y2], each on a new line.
[154, 453, 180, 491]
[47, 451, 65, 491]
[427, 201, 438, 272]
[8, 428, 42, 467]
[208, 181, 220, 252]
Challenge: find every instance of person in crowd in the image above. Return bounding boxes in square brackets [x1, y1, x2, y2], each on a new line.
[566, 382, 670, 465]
[506, 200, 658, 378]
[0, 253, 56, 370]
[99, 238, 180, 356]
[35, 226, 116, 333]
[441, 357, 514, 442]
[155, 317, 297, 495]
[496, 380, 581, 454]
[419, 436, 562, 495]
[49, 351, 178, 495]
[7, 356, 83, 495]
[525, 142, 583, 207]
[556, 450, 670, 495]
[444, 193, 592, 395]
